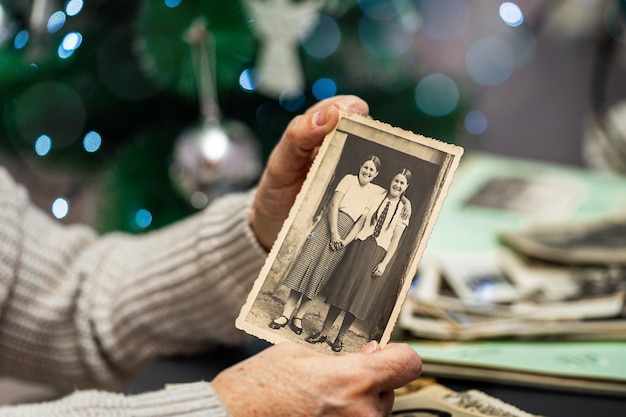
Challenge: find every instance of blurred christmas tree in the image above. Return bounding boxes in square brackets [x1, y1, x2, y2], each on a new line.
[0, 0, 484, 233]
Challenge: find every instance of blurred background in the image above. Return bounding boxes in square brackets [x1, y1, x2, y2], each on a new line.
[1, 0, 626, 407]
[1, 0, 625, 233]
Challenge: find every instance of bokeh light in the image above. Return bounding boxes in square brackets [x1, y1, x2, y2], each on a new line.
[14, 30, 29, 49]
[58, 31, 82, 58]
[165, 0, 182, 8]
[255, 102, 272, 124]
[65, 0, 84, 17]
[239, 68, 259, 92]
[62, 31, 82, 50]
[312, 77, 337, 100]
[464, 110, 488, 134]
[499, 2, 524, 27]
[359, 14, 417, 59]
[279, 88, 306, 112]
[300, 13, 341, 59]
[34, 135, 52, 156]
[52, 197, 70, 219]
[135, 209, 152, 229]
[200, 127, 230, 162]
[466, 37, 515, 86]
[58, 45, 73, 58]
[47, 11, 66, 33]
[414, 73, 460, 116]
[190, 191, 209, 209]
[83, 131, 102, 152]
[419, 0, 470, 41]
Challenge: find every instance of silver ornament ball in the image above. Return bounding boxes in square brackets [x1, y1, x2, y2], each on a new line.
[170, 120, 263, 208]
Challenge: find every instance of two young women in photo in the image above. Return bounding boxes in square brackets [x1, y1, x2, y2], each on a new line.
[269, 155, 412, 352]
[268, 155, 384, 334]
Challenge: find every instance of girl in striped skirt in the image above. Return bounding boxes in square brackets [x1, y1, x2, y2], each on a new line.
[269, 155, 384, 335]
[307, 169, 412, 352]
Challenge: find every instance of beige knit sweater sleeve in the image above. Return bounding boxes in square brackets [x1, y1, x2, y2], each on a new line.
[0, 167, 268, 416]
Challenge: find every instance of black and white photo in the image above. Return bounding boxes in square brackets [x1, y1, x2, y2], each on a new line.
[236, 112, 463, 354]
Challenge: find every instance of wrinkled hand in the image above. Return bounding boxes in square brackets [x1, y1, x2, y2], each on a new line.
[212, 340, 422, 417]
[250, 95, 369, 250]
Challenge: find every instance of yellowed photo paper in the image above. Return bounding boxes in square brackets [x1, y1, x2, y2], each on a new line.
[236, 112, 464, 354]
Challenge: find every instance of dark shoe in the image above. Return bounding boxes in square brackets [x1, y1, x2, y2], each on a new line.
[269, 315, 289, 330]
[329, 338, 344, 352]
[289, 317, 303, 335]
[306, 332, 327, 344]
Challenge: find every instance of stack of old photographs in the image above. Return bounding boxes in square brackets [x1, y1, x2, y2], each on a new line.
[396, 151, 626, 342]
[394, 153, 626, 396]
[392, 380, 544, 417]
[400, 208, 626, 342]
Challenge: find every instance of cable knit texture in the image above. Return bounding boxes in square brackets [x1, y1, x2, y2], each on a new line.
[0, 382, 230, 417]
[0, 167, 266, 416]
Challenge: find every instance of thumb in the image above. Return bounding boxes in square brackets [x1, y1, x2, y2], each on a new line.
[359, 340, 382, 353]
[367, 343, 422, 391]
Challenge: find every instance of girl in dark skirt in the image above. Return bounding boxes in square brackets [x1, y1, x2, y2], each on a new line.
[306, 169, 412, 352]
[268, 155, 385, 335]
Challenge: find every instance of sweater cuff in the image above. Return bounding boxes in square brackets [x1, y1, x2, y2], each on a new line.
[0, 382, 230, 417]
[128, 382, 230, 417]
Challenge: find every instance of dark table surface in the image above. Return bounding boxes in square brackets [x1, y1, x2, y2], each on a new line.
[124, 339, 626, 417]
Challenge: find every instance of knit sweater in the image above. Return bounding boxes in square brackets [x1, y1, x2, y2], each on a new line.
[0, 167, 267, 416]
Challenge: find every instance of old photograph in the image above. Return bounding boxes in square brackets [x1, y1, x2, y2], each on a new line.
[236, 112, 463, 354]
[499, 215, 626, 265]
[463, 176, 585, 218]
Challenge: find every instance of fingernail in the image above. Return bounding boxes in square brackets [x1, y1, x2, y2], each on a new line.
[361, 340, 381, 353]
[312, 111, 322, 127]
[312, 108, 331, 127]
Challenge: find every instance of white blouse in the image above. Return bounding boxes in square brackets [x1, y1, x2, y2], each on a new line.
[335, 174, 385, 221]
[356, 195, 409, 251]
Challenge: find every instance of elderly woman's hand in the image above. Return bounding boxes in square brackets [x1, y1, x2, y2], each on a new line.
[250, 95, 369, 250]
[212, 340, 422, 417]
